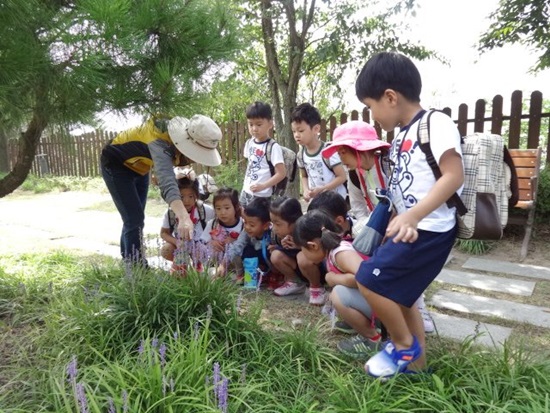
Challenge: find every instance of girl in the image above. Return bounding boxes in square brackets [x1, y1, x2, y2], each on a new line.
[269, 197, 305, 296]
[293, 210, 383, 353]
[160, 176, 215, 267]
[200, 188, 243, 250]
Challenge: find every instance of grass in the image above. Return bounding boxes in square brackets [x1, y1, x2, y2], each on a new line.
[1, 251, 550, 412]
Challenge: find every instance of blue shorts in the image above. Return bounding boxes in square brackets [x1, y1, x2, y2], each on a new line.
[355, 226, 456, 308]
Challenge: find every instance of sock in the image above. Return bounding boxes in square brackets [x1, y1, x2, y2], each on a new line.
[368, 333, 382, 342]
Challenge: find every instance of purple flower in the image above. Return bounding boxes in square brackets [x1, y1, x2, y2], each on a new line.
[151, 337, 159, 349]
[217, 377, 229, 413]
[108, 397, 116, 413]
[66, 355, 78, 384]
[122, 389, 128, 413]
[173, 331, 179, 340]
[193, 322, 200, 341]
[159, 342, 167, 368]
[76, 382, 89, 413]
[137, 340, 145, 356]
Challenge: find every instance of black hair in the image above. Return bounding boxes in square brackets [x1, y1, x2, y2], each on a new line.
[355, 52, 422, 103]
[269, 196, 303, 224]
[293, 210, 343, 252]
[177, 177, 199, 198]
[246, 101, 273, 120]
[213, 187, 241, 220]
[307, 191, 349, 219]
[244, 196, 271, 223]
[290, 103, 321, 128]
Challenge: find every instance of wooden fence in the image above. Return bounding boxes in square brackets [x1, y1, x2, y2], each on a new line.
[7, 90, 550, 177]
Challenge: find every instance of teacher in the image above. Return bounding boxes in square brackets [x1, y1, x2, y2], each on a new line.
[100, 114, 222, 267]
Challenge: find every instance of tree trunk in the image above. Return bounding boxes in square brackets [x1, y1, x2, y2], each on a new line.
[0, 127, 9, 173]
[0, 111, 47, 198]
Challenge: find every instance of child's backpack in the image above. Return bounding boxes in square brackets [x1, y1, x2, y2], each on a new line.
[265, 139, 297, 196]
[168, 200, 207, 234]
[197, 173, 218, 201]
[417, 110, 518, 240]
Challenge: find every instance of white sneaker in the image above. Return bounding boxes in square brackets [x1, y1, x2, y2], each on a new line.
[309, 287, 326, 305]
[418, 306, 435, 334]
[273, 281, 306, 297]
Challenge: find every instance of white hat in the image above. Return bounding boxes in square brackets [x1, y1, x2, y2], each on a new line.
[168, 115, 222, 167]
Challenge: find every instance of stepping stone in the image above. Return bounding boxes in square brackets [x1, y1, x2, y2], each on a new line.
[430, 312, 512, 349]
[435, 269, 535, 296]
[463, 258, 550, 281]
[429, 290, 550, 329]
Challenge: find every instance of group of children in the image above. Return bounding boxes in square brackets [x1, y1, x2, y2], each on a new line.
[158, 52, 465, 379]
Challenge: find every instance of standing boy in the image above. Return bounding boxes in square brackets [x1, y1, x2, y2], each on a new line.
[240, 101, 286, 208]
[291, 103, 347, 202]
[354, 52, 464, 378]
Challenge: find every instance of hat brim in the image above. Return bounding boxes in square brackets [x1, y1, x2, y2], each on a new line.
[168, 118, 222, 167]
[321, 140, 391, 159]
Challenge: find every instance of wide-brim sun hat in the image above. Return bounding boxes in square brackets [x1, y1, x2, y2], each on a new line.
[321, 120, 390, 159]
[168, 115, 222, 167]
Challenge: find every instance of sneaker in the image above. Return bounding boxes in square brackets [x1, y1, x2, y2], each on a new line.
[365, 336, 422, 378]
[273, 281, 306, 297]
[334, 320, 355, 335]
[267, 273, 285, 291]
[309, 287, 326, 306]
[337, 334, 381, 357]
[418, 306, 435, 334]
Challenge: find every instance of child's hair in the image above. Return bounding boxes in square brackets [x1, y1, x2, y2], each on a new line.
[246, 101, 272, 120]
[244, 197, 271, 223]
[355, 52, 421, 103]
[290, 103, 321, 127]
[177, 177, 199, 198]
[293, 210, 343, 252]
[307, 191, 348, 219]
[213, 187, 241, 220]
[269, 196, 303, 224]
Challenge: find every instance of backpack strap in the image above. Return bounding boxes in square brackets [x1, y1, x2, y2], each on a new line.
[417, 110, 467, 216]
[196, 200, 207, 230]
[264, 139, 277, 193]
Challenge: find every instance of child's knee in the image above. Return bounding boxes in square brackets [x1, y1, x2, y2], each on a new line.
[297, 251, 316, 271]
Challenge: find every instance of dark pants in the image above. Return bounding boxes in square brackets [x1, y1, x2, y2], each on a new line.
[101, 160, 149, 265]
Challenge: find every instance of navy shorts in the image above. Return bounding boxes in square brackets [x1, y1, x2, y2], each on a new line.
[355, 226, 456, 308]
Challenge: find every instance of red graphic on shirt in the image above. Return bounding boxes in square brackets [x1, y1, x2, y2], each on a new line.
[255, 148, 265, 156]
[402, 139, 413, 152]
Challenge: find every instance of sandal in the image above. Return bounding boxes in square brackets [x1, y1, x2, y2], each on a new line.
[364, 335, 422, 378]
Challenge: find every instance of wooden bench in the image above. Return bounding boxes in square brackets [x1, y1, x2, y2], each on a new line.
[507, 148, 542, 261]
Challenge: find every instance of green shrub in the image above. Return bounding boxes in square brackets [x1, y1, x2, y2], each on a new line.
[212, 159, 244, 192]
[18, 174, 106, 193]
[454, 239, 493, 255]
[535, 165, 550, 221]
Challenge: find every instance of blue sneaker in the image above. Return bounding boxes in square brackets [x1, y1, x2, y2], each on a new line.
[364, 336, 422, 378]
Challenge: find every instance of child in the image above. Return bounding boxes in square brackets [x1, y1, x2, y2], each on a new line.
[268, 197, 305, 296]
[321, 120, 390, 237]
[296, 191, 353, 306]
[240, 101, 286, 207]
[160, 177, 215, 264]
[218, 197, 272, 280]
[293, 210, 382, 352]
[200, 187, 244, 257]
[353, 52, 464, 378]
[291, 103, 347, 202]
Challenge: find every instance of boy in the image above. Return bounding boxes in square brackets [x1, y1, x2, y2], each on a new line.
[354, 52, 464, 377]
[240, 101, 286, 207]
[217, 197, 272, 279]
[291, 103, 347, 202]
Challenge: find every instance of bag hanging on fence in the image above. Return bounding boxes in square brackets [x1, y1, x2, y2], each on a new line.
[417, 110, 518, 240]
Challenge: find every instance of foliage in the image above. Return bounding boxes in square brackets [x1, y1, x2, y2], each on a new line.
[478, 0, 550, 71]
[454, 239, 493, 255]
[0, 0, 239, 197]
[2, 251, 550, 411]
[535, 165, 550, 220]
[211, 159, 245, 193]
[14, 174, 105, 194]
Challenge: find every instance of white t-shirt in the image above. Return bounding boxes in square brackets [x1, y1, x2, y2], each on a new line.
[242, 138, 284, 197]
[389, 111, 463, 232]
[161, 203, 215, 241]
[297, 143, 347, 199]
[200, 217, 244, 244]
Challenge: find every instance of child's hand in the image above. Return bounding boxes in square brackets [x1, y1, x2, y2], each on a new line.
[281, 235, 297, 249]
[309, 187, 323, 198]
[211, 240, 225, 252]
[386, 210, 419, 243]
[216, 264, 226, 278]
[267, 244, 276, 253]
[250, 183, 265, 193]
[303, 189, 312, 202]
[325, 271, 338, 286]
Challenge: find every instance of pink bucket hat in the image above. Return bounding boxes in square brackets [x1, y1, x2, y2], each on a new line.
[321, 120, 390, 158]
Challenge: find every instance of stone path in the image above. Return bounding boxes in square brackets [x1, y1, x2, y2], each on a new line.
[428, 257, 550, 349]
